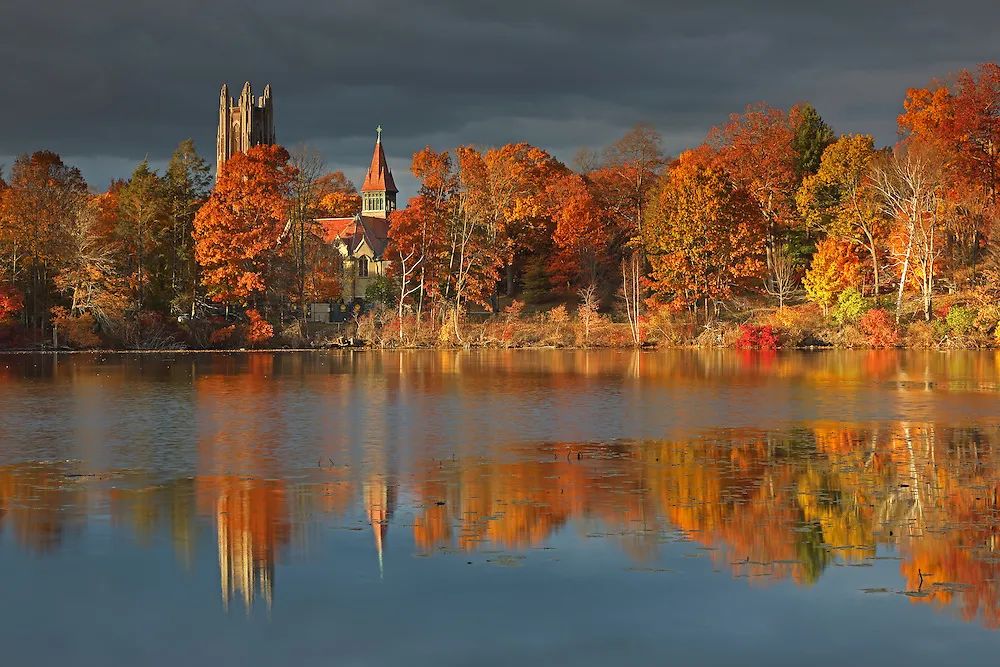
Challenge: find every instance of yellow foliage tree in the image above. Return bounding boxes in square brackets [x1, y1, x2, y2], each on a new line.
[803, 237, 862, 315]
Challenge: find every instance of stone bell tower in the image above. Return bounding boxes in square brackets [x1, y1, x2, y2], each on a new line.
[216, 82, 275, 178]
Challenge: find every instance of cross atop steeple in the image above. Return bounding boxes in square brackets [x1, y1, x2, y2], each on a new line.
[376, 125, 382, 142]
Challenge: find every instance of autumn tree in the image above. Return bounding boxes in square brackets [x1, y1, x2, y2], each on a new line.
[803, 237, 862, 315]
[595, 123, 666, 244]
[385, 196, 445, 340]
[314, 171, 362, 217]
[548, 173, 610, 292]
[286, 146, 329, 323]
[899, 63, 1000, 284]
[0, 151, 87, 332]
[705, 104, 804, 308]
[874, 147, 945, 321]
[797, 134, 889, 294]
[54, 194, 127, 327]
[193, 145, 296, 308]
[707, 104, 799, 240]
[476, 143, 564, 299]
[447, 146, 507, 325]
[643, 153, 766, 319]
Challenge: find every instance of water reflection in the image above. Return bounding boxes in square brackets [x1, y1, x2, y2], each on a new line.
[2, 421, 1000, 627]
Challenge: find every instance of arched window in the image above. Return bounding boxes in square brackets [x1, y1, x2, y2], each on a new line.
[358, 256, 369, 278]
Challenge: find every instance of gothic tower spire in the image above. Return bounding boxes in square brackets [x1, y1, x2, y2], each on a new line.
[215, 81, 276, 178]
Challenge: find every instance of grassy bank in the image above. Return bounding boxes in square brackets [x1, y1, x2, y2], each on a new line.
[3, 291, 997, 353]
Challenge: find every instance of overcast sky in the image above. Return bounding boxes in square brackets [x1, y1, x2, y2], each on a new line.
[1, 0, 998, 198]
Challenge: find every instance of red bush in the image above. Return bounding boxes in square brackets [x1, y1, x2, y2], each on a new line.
[0, 286, 23, 322]
[737, 324, 778, 350]
[859, 309, 898, 347]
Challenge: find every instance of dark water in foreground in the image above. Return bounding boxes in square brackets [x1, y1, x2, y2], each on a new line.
[1, 350, 1000, 665]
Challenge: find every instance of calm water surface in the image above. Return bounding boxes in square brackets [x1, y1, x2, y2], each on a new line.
[1, 349, 1000, 665]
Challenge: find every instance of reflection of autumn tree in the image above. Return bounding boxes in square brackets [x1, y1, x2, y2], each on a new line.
[407, 422, 1000, 626]
[886, 425, 1000, 627]
[0, 462, 82, 553]
[6, 412, 1000, 628]
[109, 476, 197, 567]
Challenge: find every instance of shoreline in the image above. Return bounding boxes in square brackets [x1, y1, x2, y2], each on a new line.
[0, 344, 992, 356]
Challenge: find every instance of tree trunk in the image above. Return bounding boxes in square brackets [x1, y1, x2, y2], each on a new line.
[896, 229, 913, 324]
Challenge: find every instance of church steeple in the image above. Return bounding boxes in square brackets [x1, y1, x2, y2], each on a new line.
[361, 126, 398, 218]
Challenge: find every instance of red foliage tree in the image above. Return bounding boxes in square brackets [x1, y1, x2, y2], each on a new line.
[548, 173, 609, 291]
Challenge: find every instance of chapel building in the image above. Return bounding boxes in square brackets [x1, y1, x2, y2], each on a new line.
[309, 128, 400, 322]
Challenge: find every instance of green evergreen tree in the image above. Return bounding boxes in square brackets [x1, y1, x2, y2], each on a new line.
[521, 259, 553, 304]
[792, 104, 835, 179]
[164, 140, 211, 316]
[117, 160, 168, 312]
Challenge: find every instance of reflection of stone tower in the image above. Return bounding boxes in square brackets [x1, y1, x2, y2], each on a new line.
[216, 81, 275, 178]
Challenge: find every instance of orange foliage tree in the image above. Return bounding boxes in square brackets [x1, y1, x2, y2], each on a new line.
[707, 104, 799, 239]
[245, 308, 274, 346]
[475, 143, 564, 297]
[193, 145, 296, 306]
[0, 151, 88, 331]
[314, 171, 362, 217]
[547, 173, 610, 292]
[643, 153, 766, 317]
[899, 63, 1000, 285]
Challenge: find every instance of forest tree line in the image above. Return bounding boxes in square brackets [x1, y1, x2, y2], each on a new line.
[2, 62, 999, 349]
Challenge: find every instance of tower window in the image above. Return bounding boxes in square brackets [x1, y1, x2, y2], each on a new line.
[358, 256, 369, 278]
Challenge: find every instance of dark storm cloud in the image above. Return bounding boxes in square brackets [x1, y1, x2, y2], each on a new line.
[1, 0, 998, 195]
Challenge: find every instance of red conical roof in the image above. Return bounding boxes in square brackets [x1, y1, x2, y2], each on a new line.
[361, 133, 398, 193]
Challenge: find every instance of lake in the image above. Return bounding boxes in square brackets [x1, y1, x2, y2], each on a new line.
[1, 349, 999, 665]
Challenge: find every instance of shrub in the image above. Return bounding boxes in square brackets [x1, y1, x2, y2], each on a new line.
[758, 303, 825, 346]
[833, 287, 867, 326]
[945, 305, 976, 337]
[737, 324, 778, 350]
[364, 275, 397, 308]
[504, 300, 525, 317]
[645, 306, 693, 346]
[547, 304, 569, 324]
[112, 311, 178, 350]
[51, 307, 102, 349]
[973, 304, 1000, 336]
[209, 324, 237, 346]
[803, 237, 862, 315]
[246, 309, 274, 347]
[905, 321, 938, 349]
[859, 309, 898, 348]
